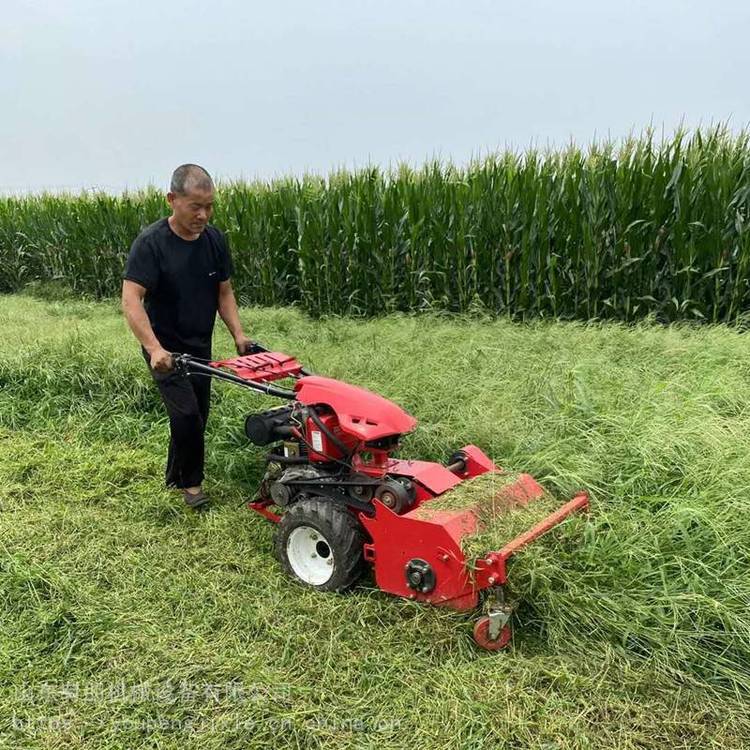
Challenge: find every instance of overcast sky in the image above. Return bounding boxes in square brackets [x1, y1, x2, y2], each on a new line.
[1, 0, 748, 194]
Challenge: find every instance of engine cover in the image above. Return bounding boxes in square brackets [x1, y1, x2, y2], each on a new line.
[294, 376, 417, 441]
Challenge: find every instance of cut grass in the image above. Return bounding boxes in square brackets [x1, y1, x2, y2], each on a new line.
[1, 293, 750, 748]
[413, 471, 564, 562]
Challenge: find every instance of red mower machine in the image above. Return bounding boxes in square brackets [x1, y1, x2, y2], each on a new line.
[174, 343, 588, 650]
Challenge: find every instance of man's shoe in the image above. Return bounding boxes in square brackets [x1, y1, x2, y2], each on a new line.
[183, 489, 210, 509]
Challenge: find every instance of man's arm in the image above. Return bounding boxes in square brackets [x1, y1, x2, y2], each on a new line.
[218, 280, 252, 354]
[121, 280, 173, 371]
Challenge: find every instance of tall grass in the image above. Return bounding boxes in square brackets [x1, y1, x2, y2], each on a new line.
[3, 295, 750, 746]
[3, 295, 750, 696]
[1, 126, 749, 321]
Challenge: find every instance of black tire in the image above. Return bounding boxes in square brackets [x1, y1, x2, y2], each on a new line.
[274, 497, 365, 592]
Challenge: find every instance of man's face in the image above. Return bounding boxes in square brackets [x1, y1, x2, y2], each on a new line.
[167, 187, 214, 236]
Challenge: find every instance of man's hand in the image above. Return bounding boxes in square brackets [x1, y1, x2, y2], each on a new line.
[150, 346, 174, 373]
[234, 335, 254, 355]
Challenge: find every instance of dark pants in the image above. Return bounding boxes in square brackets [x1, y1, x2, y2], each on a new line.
[142, 348, 212, 489]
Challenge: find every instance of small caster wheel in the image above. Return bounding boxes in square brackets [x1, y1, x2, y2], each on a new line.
[472, 616, 511, 651]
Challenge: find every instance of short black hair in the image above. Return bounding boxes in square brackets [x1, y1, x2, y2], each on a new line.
[170, 164, 214, 195]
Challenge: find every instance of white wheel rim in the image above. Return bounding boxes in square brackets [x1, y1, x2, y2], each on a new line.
[287, 525, 335, 585]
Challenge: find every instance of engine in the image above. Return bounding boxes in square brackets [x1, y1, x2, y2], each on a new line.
[245, 403, 355, 463]
[245, 403, 417, 514]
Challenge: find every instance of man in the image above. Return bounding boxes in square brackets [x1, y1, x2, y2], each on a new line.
[121, 164, 252, 508]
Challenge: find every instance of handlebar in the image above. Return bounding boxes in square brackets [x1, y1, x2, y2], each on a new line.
[234, 339, 311, 377]
[171, 348, 298, 401]
[240, 340, 268, 355]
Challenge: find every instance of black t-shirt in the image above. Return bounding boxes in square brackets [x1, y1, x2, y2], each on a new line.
[123, 218, 234, 354]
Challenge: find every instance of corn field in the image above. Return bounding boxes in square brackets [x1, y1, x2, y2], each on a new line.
[1, 127, 749, 321]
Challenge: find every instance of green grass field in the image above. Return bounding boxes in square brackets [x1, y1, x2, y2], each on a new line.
[1, 292, 750, 749]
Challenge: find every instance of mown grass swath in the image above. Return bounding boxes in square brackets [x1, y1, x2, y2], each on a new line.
[1, 126, 749, 321]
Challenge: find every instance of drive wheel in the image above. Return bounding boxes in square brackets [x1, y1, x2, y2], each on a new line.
[274, 497, 365, 592]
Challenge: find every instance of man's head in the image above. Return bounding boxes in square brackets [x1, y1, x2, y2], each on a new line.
[167, 164, 215, 239]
